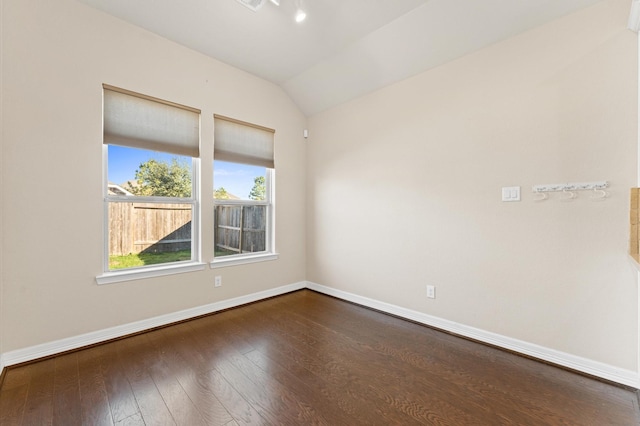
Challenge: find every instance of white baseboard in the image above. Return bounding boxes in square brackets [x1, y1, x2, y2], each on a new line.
[1, 282, 305, 368]
[2, 280, 638, 389]
[306, 281, 640, 389]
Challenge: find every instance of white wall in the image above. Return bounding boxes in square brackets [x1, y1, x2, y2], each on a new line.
[0, 0, 306, 353]
[307, 0, 639, 371]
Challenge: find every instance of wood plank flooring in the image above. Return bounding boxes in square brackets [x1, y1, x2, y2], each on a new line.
[1, 289, 638, 425]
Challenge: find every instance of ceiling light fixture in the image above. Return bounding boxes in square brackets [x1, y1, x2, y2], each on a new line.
[294, 0, 306, 23]
[295, 8, 306, 23]
[236, 0, 305, 22]
[235, 0, 266, 12]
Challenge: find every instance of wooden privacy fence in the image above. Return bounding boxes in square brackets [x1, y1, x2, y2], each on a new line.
[215, 205, 266, 254]
[109, 202, 192, 255]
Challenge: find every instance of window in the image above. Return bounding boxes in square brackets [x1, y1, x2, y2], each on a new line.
[212, 115, 276, 266]
[100, 85, 202, 279]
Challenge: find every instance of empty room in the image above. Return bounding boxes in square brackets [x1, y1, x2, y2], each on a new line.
[1, 0, 640, 424]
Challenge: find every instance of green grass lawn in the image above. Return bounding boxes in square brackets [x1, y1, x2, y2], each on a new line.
[109, 250, 192, 270]
[109, 248, 239, 270]
[215, 247, 236, 257]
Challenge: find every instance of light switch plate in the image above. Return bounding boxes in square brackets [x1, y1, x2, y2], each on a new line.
[502, 186, 521, 202]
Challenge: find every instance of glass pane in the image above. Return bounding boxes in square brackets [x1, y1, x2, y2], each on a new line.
[108, 201, 192, 270]
[108, 145, 192, 198]
[214, 205, 266, 257]
[213, 160, 267, 201]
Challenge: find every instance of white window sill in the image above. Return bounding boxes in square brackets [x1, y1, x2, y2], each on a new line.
[210, 252, 279, 269]
[96, 261, 206, 285]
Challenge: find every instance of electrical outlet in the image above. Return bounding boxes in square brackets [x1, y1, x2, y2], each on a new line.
[426, 285, 436, 299]
[214, 276, 222, 287]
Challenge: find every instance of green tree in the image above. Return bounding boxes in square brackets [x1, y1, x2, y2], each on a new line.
[127, 158, 191, 197]
[214, 187, 231, 199]
[249, 176, 266, 200]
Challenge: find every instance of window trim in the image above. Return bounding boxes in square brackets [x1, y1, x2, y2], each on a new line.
[211, 167, 276, 265]
[96, 261, 206, 285]
[210, 252, 279, 269]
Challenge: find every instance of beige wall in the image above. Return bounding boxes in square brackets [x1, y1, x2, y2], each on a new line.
[307, 0, 638, 370]
[0, 0, 306, 352]
[1, 0, 638, 376]
[0, 0, 4, 362]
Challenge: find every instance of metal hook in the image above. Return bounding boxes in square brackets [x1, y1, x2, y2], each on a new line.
[561, 188, 577, 200]
[533, 190, 548, 201]
[590, 188, 608, 200]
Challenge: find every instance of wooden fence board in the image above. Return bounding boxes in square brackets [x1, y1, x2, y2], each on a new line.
[214, 205, 266, 255]
[109, 203, 265, 257]
[108, 202, 192, 256]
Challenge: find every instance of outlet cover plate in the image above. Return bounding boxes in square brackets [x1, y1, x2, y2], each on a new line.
[427, 285, 436, 299]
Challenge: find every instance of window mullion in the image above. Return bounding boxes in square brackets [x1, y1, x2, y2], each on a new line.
[106, 195, 195, 204]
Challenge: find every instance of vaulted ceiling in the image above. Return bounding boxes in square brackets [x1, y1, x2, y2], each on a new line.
[78, 0, 603, 116]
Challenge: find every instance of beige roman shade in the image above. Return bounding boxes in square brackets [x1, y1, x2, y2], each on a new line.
[214, 115, 275, 168]
[103, 85, 200, 157]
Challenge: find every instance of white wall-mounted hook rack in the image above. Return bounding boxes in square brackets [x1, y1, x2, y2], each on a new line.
[532, 181, 609, 193]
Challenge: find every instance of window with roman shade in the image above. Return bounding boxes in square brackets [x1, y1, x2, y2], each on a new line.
[100, 85, 202, 279]
[104, 85, 200, 157]
[213, 115, 274, 168]
[212, 115, 277, 265]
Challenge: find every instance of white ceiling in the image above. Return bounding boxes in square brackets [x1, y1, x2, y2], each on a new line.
[77, 0, 604, 116]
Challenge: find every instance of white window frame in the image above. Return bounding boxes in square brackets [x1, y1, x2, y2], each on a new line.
[211, 167, 277, 268]
[97, 86, 205, 284]
[97, 149, 204, 284]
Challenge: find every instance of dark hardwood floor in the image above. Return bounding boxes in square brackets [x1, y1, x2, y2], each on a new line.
[0, 289, 638, 425]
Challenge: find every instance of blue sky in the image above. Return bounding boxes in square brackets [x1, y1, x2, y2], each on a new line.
[213, 160, 265, 199]
[108, 145, 265, 199]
